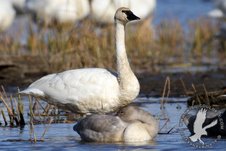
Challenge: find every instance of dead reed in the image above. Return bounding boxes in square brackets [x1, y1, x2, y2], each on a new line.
[0, 86, 57, 143]
[155, 19, 184, 64]
[0, 86, 25, 127]
[187, 85, 226, 108]
[0, 17, 223, 76]
[188, 18, 220, 63]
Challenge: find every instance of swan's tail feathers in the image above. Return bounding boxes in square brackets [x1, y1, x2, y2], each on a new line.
[19, 88, 45, 97]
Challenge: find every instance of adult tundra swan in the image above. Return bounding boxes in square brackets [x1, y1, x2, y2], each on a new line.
[20, 7, 140, 114]
[25, 0, 90, 24]
[90, 0, 156, 24]
[208, 0, 226, 18]
[74, 105, 159, 142]
[0, 1, 15, 32]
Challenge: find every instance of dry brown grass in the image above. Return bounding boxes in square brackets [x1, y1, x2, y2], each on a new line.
[0, 17, 223, 74]
[188, 18, 220, 62]
[155, 19, 184, 64]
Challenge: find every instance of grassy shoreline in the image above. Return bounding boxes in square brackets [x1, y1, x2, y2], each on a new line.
[1, 17, 225, 72]
[0, 17, 226, 97]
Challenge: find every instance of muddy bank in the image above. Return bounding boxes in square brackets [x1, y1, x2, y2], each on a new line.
[138, 69, 226, 97]
[1, 55, 226, 96]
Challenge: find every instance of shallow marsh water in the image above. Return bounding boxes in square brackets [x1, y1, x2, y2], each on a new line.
[0, 97, 225, 151]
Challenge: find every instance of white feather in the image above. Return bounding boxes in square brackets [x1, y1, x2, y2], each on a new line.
[20, 68, 120, 113]
[25, 0, 90, 24]
[90, 0, 156, 23]
[208, 0, 226, 18]
[0, 1, 15, 32]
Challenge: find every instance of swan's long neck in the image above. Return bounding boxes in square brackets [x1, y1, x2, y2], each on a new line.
[115, 21, 131, 76]
[115, 20, 140, 102]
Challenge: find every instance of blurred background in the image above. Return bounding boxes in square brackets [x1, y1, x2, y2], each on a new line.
[0, 0, 226, 95]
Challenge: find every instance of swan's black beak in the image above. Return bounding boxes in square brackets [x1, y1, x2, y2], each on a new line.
[123, 10, 140, 21]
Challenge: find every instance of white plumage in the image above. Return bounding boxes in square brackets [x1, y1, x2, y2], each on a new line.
[90, 0, 156, 23]
[20, 7, 140, 114]
[0, 1, 15, 32]
[25, 0, 90, 24]
[22, 69, 120, 113]
[208, 0, 226, 18]
[208, 9, 224, 18]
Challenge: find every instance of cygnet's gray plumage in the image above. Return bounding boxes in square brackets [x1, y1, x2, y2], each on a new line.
[74, 105, 159, 143]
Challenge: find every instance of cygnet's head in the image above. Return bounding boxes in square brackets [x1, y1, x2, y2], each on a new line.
[117, 105, 142, 122]
[114, 7, 140, 24]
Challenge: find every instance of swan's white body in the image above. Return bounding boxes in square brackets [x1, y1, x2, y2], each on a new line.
[21, 68, 121, 113]
[0, 1, 15, 32]
[208, 0, 226, 18]
[74, 105, 159, 142]
[90, 0, 156, 23]
[25, 0, 90, 24]
[208, 9, 224, 18]
[20, 7, 140, 114]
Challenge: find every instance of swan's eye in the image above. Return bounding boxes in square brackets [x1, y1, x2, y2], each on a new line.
[118, 111, 124, 115]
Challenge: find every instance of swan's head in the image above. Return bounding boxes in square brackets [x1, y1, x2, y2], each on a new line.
[114, 7, 140, 24]
[117, 105, 142, 123]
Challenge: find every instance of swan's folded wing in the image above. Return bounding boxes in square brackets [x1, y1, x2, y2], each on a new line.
[74, 114, 126, 142]
[75, 115, 125, 132]
[21, 68, 119, 104]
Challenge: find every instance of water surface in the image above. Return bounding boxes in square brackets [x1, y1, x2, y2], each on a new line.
[1, 98, 225, 151]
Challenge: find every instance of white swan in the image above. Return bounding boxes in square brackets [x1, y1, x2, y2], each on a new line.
[74, 105, 159, 142]
[0, 1, 15, 32]
[25, 0, 90, 24]
[90, 0, 156, 24]
[20, 7, 140, 114]
[208, 0, 226, 18]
